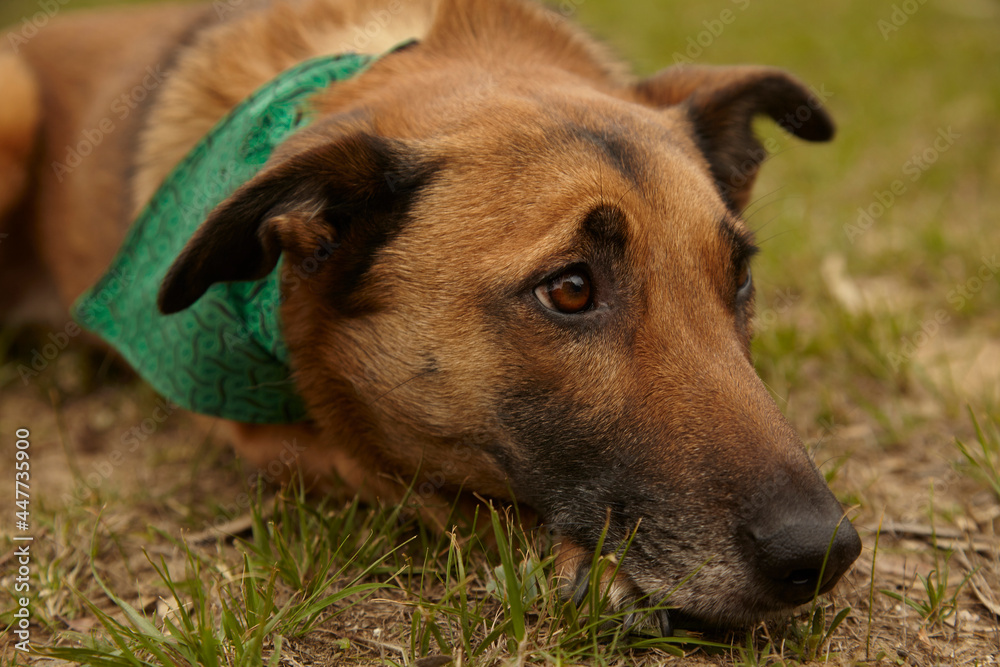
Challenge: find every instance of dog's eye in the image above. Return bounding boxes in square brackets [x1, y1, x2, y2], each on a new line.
[535, 268, 593, 314]
[737, 263, 753, 298]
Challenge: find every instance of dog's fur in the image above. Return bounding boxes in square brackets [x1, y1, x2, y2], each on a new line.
[1, 0, 860, 626]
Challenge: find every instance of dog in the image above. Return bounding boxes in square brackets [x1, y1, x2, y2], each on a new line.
[1, 0, 861, 630]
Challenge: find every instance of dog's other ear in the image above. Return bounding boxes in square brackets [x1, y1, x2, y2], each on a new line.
[635, 65, 834, 211]
[158, 132, 428, 314]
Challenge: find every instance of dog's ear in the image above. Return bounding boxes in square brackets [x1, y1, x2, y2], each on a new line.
[634, 65, 834, 211]
[158, 132, 428, 314]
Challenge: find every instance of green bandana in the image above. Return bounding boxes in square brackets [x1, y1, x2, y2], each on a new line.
[72, 46, 404, 423]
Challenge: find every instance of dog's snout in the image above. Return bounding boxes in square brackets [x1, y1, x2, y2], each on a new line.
[750, 503, 862, 603]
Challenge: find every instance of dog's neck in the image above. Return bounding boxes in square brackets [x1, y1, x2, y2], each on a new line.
[132, 0, 625, 213]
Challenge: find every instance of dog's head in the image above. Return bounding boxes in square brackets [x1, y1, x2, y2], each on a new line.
[158, 0, 860, 627]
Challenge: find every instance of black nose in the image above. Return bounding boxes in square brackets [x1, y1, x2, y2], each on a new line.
[752, 509, 861, 603]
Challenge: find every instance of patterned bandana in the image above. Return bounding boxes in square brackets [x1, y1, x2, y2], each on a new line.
[72, 45, 407, 423]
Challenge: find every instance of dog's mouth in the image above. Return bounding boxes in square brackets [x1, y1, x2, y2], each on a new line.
[553, 509, 862, 634]
[774, 563, 846, 602]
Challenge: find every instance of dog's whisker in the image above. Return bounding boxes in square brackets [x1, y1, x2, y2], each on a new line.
[741, 187, 790, 225]
[612, 180, 640, 209]
[755, 226, 796, 247]
[758, 376, 789, 407]
[741, 183, 788, 216]
[742, 198, 789, 227]
[747, 211, 789, 237]
[372, 368, 436, 404]
[597, 151, 605, 201]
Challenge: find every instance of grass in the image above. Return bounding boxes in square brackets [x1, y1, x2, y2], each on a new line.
[878, 485, 975, 631]
[880, 560, 975, 631]
[781, 603, 853, 664]
[15, 486, 727, 666]
[38, 512, 391, 666]
[3, 0, 1000, 664]
[955, 409, 1000, 502]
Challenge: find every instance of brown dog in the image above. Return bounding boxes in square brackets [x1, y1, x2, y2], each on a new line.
[1, 0, 860, 629]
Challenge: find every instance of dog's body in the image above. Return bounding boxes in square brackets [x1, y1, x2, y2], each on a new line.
[1, 0, 860, 627]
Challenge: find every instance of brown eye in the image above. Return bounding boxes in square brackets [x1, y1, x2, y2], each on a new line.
[535, 269, 593, 314]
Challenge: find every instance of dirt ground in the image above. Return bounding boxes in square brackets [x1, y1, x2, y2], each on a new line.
[1, 340, 998, 665]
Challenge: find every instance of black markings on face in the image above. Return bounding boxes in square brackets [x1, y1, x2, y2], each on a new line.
[559, 121, 647, 190]
[718, 215, 759, 280]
